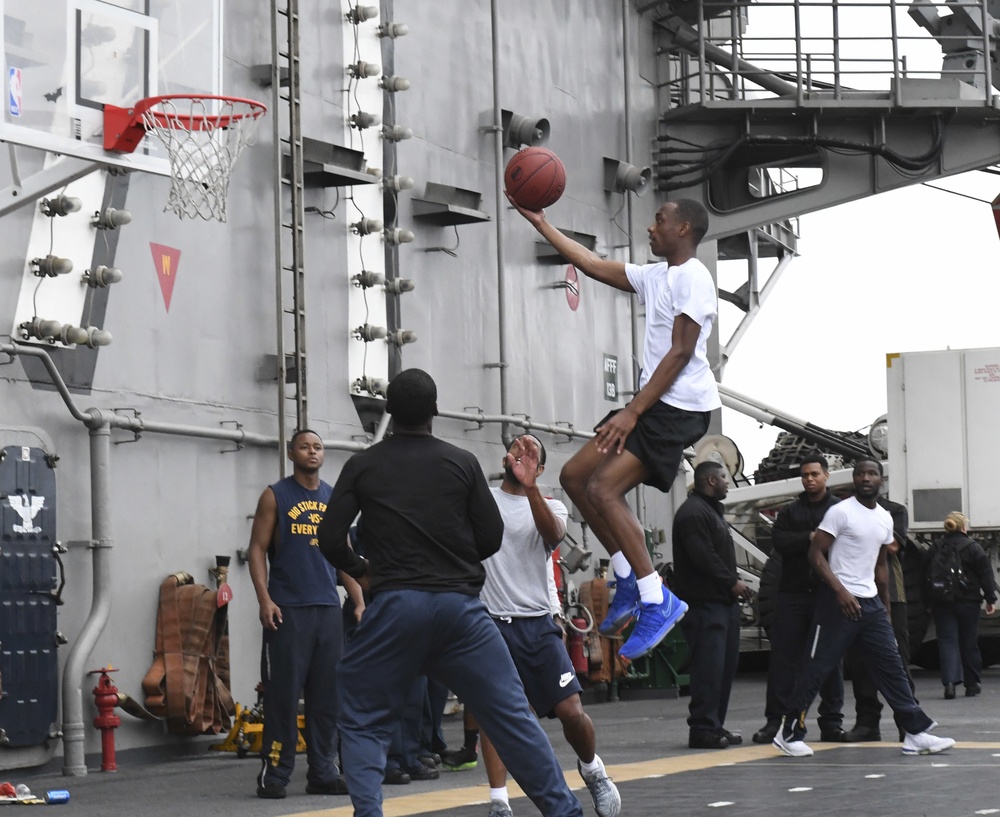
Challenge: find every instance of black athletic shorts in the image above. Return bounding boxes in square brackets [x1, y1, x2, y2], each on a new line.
[491, 614, 582, 718]
[594, 401, 711, 492]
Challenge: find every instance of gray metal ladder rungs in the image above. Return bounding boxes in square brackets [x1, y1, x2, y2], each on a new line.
[270, 0, 308, 458]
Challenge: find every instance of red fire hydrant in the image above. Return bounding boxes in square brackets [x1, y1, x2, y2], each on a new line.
[89, 666, 121, 772]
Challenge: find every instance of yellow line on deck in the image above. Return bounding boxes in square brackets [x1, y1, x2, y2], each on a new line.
[287, 742, 1000, 817]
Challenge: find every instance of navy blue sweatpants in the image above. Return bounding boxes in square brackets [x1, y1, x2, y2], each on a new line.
[338, 589, 583, 817]
[786, 588, 932, 739]
[258, 604, 343, 789]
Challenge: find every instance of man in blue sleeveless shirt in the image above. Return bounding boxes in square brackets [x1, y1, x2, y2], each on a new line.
[248, 429, 348, 799]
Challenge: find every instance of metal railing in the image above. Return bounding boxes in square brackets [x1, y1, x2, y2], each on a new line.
[654, 0, 994, 108]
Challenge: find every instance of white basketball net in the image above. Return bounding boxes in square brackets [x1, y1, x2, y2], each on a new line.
[140, 97, 265, 222]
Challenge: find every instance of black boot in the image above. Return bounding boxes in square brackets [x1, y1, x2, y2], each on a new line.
[752, 721, 780, 744]
[842, 724, 881, 742]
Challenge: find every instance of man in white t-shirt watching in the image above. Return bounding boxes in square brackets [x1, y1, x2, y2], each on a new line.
[478, 434, 620, 817]
[507, 196, 720, 661]
[774, 459, 955, 758]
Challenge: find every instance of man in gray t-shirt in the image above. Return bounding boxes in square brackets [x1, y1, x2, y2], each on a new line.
[476, 435, 620, 817]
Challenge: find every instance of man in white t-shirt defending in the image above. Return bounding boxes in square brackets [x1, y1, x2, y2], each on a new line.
[507, 196, 720, 661]
[478, 434, 620, 817]
[774, 459, 955, 758]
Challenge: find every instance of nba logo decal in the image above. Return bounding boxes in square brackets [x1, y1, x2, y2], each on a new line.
[8, 67, 22, 117]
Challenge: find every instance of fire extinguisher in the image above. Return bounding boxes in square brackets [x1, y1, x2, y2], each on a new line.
[567, 617, 589, 674]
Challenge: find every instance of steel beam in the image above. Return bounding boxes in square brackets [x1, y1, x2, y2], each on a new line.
[0, 154, 101, 217]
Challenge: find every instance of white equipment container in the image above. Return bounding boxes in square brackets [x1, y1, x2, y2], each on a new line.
[887, 347, 1000, 532]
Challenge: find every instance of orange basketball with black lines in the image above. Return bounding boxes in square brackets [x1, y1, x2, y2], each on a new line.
[505, 147, 566, 211]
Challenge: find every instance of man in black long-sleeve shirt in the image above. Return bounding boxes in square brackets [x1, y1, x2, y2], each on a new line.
[672, 461, 750, 749]
[752, 454, 844, 745]
[316, 369, 583, 817]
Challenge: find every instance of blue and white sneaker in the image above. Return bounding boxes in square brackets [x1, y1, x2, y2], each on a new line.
[598, 572, 640, 636]
[618, 590, 687, 660]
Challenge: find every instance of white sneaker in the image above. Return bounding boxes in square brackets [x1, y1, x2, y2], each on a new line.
[901, 731, 955, 755]
[773, 731, 814, 757]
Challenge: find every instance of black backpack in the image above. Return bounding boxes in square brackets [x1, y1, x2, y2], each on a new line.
[924, 538, 971, 602]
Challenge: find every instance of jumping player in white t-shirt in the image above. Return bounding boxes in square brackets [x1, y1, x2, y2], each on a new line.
[507, 196, 720, 660]
[773, 459, 955, 758]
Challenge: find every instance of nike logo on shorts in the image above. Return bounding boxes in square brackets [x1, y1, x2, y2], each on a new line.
[559, 672, 574, 687]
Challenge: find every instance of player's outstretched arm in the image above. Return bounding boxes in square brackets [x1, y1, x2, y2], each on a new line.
[507, 437, 565, 549]
[506, 192, 631, 292]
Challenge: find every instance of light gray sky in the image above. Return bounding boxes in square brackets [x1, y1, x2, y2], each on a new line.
[662, 0, 1000, 478]
[718, 170, 1000, 477]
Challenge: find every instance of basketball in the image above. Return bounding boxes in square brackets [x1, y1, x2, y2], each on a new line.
[505, 147, 566, 211]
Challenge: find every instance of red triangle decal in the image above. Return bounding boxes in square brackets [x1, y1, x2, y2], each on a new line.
[150, 243, 181, 312]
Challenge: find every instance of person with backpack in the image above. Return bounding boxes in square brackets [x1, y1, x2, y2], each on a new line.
[922, 512, 997, 699]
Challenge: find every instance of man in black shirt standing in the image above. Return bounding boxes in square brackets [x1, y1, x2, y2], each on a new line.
[752, 454, 845, 745]
[672, 461, 750, 749]
[317, 369, 583, 817]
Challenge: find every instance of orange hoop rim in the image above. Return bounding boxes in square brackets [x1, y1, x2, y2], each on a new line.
[137, 94, 268, 132]
[104, 94, 267, 154]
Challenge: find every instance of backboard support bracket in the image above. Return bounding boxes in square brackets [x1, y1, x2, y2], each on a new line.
[0, 150, 101, 217]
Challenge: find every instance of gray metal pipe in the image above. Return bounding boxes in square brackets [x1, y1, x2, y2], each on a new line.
[60, 416, 114, 776]
[664, 19, 798, 97]
[622, 0, 647, 527]
[0, 341, 366, 452]
[93, 412, 366, 451]
[490, 0, 511, 446]
[0, 342, 90, 423]
[437, 409, 594, 440]
[622, 0, 642, 393]
[0, 342, 588, 448]
[268, 0, 288, 477]
[111, 415, 366, 452]
[718, 384, 872, 460]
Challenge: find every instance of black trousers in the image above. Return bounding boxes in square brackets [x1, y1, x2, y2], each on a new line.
[932, 600, 983, 688]
[681, 601, 740, 735]
[765, 591, 844, 731]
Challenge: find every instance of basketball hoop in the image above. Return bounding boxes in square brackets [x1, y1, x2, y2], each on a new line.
[104, 94, 267, 222]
